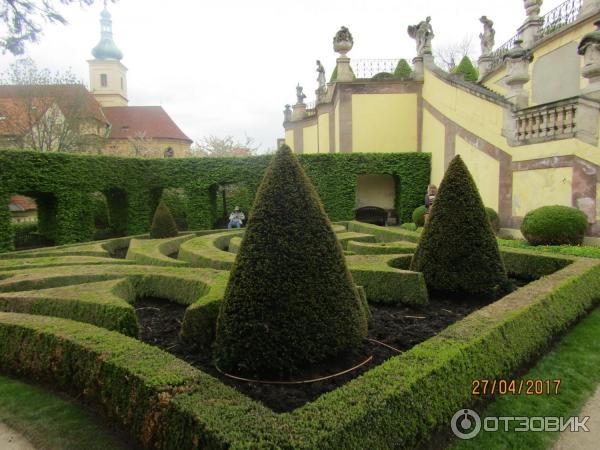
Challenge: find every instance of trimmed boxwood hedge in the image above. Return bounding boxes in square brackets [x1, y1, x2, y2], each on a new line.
[521, 205, 589, 245]
[0, 149, 430, 253]
[0, 254, 598, 448]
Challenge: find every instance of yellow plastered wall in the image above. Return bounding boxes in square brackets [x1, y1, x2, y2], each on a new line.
[422, 109, 446, 186]
[334, 100, 340, 153]
[512, 167, 573, 217]
[355, 174, 395, 209]
[482, 67, 508, 97]
[422, 69, 600, 166]
[597, 182, 600, 221]
[285, 129, 294, 152]
[318, 113, 330, 153]
[455, 136, 500, 211]
[352, 94, 417, 152]
[303, 125, 318, 154]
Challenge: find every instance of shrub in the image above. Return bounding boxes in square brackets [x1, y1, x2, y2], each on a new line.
[454, 56, 479, 82]
[486, 207, 500, 233]
[412, 205, 426, 226]
[521, 205, 588, 246]
[329, 65, 356, 82]
[394, 59, 412, 77]
[150, 202, 178, 239]
[400, 222, 417, 231]
[372, 72, 394, 79]
[213, 145, 367, 377]
[410, 155, 511, 298]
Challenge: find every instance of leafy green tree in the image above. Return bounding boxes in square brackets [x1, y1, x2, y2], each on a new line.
[214, 145, 367, 377]
[410, 155, 511, 298]
[149, 201, 178, 238]
[394, 59, 412, 77]
[1, 1, 112, 55]
[454, 56, 479, 82]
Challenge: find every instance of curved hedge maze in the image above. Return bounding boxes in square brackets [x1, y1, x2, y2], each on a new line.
[1, 221, 600, 449]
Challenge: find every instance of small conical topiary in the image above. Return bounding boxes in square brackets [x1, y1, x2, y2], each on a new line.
[410, 155, 511, 298]
[394, 59, 412, 77]
[150, 201, 178, 238]
[214, 145, 367, 377]
[454, 56, 479, 82]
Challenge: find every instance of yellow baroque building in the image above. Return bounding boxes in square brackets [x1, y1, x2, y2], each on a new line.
[284, 0, 600, 240]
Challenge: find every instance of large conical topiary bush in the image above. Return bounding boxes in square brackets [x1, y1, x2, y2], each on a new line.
[214, 145, 367, 377]
[150, 201, 178, 238]
[394, 59, 412, 77]
[410, 155, 510, 298]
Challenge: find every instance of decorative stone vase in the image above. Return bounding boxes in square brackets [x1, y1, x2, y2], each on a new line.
[333, 26, 354, 57]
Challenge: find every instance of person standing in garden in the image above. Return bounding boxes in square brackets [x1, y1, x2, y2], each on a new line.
[228, 206, 245, 229]
[424, 184, 437, 224]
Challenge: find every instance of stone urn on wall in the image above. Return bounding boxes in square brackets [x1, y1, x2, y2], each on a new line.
[333, 26, 354, 81]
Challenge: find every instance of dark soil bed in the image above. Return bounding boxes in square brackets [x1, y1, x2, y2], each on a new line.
[109, 247, 128, 259]
[136, 291, 507, 412]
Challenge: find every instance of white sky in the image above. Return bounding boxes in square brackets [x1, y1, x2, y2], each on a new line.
[0, 0, 568, 151]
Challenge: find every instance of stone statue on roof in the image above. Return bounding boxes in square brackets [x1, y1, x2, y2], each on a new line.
[479, 16, 495, 56]
[408, 16, 434, 56]
[316, 60, 326, 94]
[296, 84, 306, 104]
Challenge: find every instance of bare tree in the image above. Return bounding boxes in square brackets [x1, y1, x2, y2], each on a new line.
[0, 0, 113, 55]
[434, 35, 477, 72]
[127, 131, 155, 157]
[0, 58, 108, 152]
[191, 134, 260, 157]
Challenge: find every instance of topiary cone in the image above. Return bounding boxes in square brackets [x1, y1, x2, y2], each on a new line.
[150, 201, 178, 238]
[213, 145, 367, 377]
[410, 155, 510, 298]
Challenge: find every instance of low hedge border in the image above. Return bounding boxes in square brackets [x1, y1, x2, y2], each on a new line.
[0, 255, 598, 448]
[345, 220, 421, 242]
[499, 247, 574, 280]
[178, 231, 242, 269]
[126, 235, 194, 267]
[0, 255, 135, 272]
[227, 236, 242, 254]
[335, 232, 377, 250]
[347, 240, 417, 255]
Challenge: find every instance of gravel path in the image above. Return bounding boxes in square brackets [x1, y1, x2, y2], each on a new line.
[0, 421, 35, 450]
[552, 385, 600, 450]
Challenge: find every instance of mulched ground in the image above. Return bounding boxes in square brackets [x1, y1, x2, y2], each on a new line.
[136, 293, 500, 412]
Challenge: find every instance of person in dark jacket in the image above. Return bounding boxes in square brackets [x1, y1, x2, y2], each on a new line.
[424, 184, 437, 225]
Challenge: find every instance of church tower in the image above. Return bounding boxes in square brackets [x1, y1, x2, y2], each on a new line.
[88, 2, 128, 107]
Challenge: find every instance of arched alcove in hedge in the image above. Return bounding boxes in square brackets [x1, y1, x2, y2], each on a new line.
[0, 149, 430, 252]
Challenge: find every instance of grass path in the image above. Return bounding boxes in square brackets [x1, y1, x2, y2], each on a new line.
[449, 306, 600, 450]
[0, 375, 132, 450]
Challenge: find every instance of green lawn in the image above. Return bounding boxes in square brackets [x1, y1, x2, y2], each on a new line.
[449, 305, 600, 450]
[0, 375, 131, 450]
[497, 238, 600, 259]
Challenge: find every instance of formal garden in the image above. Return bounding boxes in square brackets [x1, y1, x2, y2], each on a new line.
[1, 147, 600, 449]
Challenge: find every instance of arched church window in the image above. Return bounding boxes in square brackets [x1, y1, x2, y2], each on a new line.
[164, 147, 174, 158]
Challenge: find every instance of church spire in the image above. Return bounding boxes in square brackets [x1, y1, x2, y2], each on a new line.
[91, 1, 123, 60]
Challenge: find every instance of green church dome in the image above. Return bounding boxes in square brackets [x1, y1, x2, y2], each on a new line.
[91, 6, 123, 60]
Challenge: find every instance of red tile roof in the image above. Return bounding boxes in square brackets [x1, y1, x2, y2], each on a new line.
[0, 85, 108, 136]
[103, 106, 192, 142]
[9, 195, 37, 211]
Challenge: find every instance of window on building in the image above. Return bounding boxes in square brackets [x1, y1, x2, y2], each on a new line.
[121, 77, 124, 89]
[164, 147, 174, 158]
[100, 74, 108, 87]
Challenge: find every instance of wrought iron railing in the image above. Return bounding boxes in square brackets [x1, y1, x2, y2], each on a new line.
[513, 98, 578, 143]
[305, 101, 317, 118]
[540, 0, 583, 37]
[488, 33, 521, 73]
[351, 59, 402, 79]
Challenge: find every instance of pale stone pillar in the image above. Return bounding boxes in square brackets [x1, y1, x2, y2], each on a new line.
[478, 55, 494, 80]
[292, 103, 306, 121]
[504, 40, 532, 108]
[519, 0, 543, 47]
[582, 0, 600, 16]
[579, 20, 600, 99]
[336, 57, 354, 82]
[333, 26, 354, 82]
[412, 56, 424, 81]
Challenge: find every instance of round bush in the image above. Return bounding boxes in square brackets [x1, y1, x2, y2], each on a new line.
[412, 205, 426, 227]
[521, 205, 588, 246]
[486, 207, 499, 233]
[400, 222, 417, 231]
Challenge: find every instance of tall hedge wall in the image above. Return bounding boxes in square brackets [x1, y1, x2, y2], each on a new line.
[0, 149, 430, 252]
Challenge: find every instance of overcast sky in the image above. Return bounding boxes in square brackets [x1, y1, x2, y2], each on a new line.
[0, 0, 567, 151]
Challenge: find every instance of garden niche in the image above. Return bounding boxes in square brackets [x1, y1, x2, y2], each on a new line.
[213, 145, 368, 377]
[410, 155, 511, 298]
